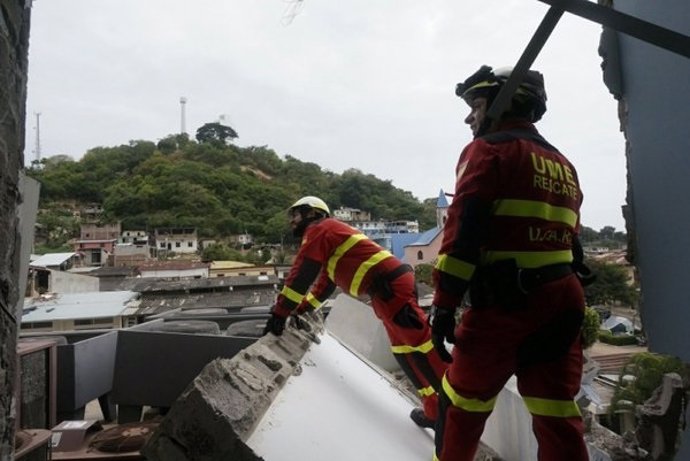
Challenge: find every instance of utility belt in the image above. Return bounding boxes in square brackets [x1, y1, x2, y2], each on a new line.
[368, 264, 414, 301]
[470, 259, 572, 310]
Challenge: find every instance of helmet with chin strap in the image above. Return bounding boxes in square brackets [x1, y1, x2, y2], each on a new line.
[288, 196, 330, 237]
[289, 196, 330, 217]
[455, 65, 547, 123]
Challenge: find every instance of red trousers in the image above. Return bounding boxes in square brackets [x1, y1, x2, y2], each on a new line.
[370, 272, 448, 420]
[435, 274, 588, 460]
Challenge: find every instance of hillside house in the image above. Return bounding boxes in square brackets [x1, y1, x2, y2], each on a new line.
[69, 222, 121, 266]
[154, 227, 198, 255]
[118, 230, 149, 245]
[333, 206, 371, 222]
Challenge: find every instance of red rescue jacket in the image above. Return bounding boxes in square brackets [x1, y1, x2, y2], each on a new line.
[274, 218, 402, 317]
[433, 120, 582, 308]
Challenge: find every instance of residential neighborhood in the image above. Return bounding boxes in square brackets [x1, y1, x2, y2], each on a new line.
[11, 189, 660, 460]
[3, 1, 690, 460]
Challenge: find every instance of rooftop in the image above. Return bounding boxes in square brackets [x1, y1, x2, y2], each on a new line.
[22, 291, 139, 322]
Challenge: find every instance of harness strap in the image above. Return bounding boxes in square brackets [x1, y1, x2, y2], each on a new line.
[517, 263, 573, 293]
[367, 264, 413, 299]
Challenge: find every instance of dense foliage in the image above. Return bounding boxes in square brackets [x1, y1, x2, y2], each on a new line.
[27, 135, 438, 246]
[581, 306, 600, 349]
[610, 352, 688, 413]
[583, 258, 637, 307]
[27, 127, 627, 253]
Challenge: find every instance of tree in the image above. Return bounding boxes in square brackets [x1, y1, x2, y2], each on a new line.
[415, 263, 434, 285]
[584, 259, 637, 307]
[195, 122, 238, 146]
[201, 243, 244, 262]
[610, 352, 688, 413]
[599, 225, 616, 241]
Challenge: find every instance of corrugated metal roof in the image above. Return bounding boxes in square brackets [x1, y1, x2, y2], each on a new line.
[135, 290, 275, 315]
[209, 260, 255, 270]
[21, 291, 139, 322]
[406, 227, 442, 246]
[29, 252, 78, 268]
[137, 261, 209, 271]
[120, 275, 279, 293]
[88, 266, 137, 277]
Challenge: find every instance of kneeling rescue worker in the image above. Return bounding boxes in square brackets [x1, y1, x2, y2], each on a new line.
[263, 196, 448, 428]
[428, 66, 592, 460]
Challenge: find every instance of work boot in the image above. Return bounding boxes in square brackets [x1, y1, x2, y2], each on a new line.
[409, 407, 435, 429]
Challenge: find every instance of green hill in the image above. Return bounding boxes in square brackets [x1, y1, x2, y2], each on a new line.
[27, 132, 438, 248]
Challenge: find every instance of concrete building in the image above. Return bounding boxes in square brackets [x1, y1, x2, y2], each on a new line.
[20, 291, 140, 333]
[154, 227, 198, 255]
[333, 206, 371, 222]
[111, 242, 151, 267]
[118, 230, 148, 245]
[80, 222, 120, 241]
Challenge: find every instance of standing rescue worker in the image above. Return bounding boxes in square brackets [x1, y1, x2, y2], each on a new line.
[263, 196, 447, 428]
[428, 66, 590, 460]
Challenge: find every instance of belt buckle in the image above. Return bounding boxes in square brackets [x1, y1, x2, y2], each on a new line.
[516, 268, 529, 294]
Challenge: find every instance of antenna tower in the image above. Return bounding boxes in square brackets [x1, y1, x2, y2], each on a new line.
[34, 112, 42, 162]
[179, 97, 187, 134]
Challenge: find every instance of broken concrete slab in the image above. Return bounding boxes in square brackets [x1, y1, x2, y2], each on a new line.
[142, 312, 324, 461]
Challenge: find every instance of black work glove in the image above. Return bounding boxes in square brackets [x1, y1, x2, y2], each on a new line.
[572, 261, 597, 287]
[292, 311, 313, 332]
[392, 304, 424, 329]
[263, 313, 287, 336]
[428, 305, 456, 363]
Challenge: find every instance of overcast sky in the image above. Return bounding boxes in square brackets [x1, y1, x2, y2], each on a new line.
[25, 0, 626, 231]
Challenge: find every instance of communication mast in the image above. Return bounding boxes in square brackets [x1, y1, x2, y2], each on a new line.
[179, 97, 187, 134]
[33, 112, 42, 162]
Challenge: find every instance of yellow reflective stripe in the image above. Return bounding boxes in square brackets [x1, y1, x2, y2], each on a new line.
[418, 385, 435, 398]
[483, 250, 573, 269]
[327, 234, 367, 280]
[390, 339, 434, 355]
[441, 374, 497, 413]
[493, 199, 578, 227]
[280, 285, 305, 304]
[350, 250, 393, 296]
[435, 254, 475, 281]
[465, 80, 499, 94]
[433, 454, 440, 461]
[305, 293, 322, 310]
[523, 396, 582, 418]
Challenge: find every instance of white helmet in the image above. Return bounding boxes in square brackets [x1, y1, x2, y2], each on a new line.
[289, 196, 331, 217]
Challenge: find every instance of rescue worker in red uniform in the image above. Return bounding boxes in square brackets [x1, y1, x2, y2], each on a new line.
[263, 196, 448, 428]
[428, 66, 590, 460]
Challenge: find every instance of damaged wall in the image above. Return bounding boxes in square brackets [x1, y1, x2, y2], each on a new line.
[600, 0, 690, 359]
[599, 0, 690, 458]
[0, 0, 32, 458]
